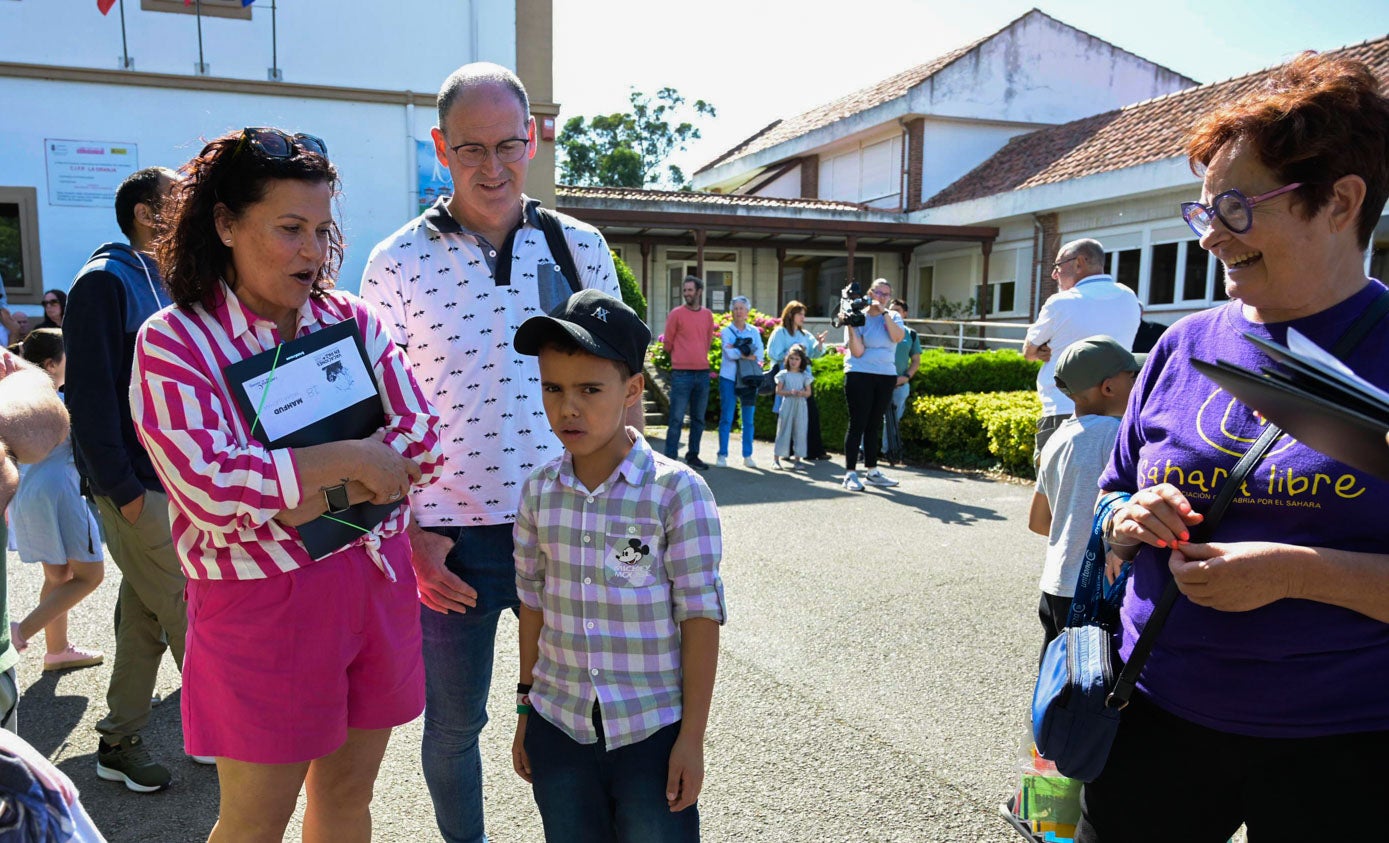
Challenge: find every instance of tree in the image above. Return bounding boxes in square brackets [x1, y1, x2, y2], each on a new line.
[558, 87, 716, 190]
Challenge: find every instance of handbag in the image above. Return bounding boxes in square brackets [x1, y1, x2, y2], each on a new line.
[757, 362, 781, 397]
[735, 355, 764, 396]
[1032, 289, 1389, 782]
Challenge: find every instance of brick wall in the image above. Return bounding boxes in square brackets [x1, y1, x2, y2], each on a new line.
[904, 118, 925, 211]
[1036, 212, 1061, 312]
[800, 154, 819, 199]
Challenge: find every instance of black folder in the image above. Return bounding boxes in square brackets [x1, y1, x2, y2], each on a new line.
[223, 319, 402, 559]
[1192, 332, 1389, 481]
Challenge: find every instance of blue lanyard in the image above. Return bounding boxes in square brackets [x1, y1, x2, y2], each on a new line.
[1066, 491, 1131, 628]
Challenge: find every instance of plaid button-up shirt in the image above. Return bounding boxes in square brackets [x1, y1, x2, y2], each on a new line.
[514, 431, 725, 749]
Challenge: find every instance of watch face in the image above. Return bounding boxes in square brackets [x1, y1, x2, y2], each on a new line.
[325, 484, 351, 513]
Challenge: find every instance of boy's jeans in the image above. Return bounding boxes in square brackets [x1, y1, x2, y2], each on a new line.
[525, 707, 699, 842]
[420, 523, 520, 843]
[664, 369, 710, 461]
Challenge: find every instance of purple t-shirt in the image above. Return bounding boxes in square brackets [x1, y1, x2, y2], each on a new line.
[1099, 281, 1389, 738]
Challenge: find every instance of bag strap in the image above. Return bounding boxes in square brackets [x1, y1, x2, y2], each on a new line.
[534, 207, 584, 297]
[1106, 288, 1389, 709]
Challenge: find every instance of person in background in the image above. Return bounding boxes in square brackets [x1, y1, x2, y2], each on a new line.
[0, 354, 71, 732]
[663, 275, 716, 470]
[38, 289, 67, 330]
[511, 289, 724, 842]
[715, 296, 763, 469]
[1026, 336, 1140, 662]
[772, 344, 813, 470]
[882, 298, 920, 458]
[134, 127, 443, 840]
[1084, 53, 1389, 841]
[1023, 238, 1140, 461]
[64, 165, 188, 793]
[841, 279, 904, 491]
[8, 328, 105, 673]
[765, 300, 829, 459]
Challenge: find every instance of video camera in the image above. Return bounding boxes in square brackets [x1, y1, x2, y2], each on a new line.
[831, 281, 870, 329]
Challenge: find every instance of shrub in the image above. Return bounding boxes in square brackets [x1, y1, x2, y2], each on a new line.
[901, 390, 1040, 477]
[613, 251, 647, 320]
[914, 349, 1039, 396]
[651, 306, 779, 432]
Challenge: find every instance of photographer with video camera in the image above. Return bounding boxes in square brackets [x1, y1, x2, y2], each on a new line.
[839, 278, 904, 491]
[717, 296, 764, 468]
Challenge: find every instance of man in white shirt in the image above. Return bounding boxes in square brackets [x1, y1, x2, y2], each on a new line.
[1023, 238, 1140, 460]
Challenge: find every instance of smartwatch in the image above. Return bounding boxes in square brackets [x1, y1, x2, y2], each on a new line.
[323, 483, 351, 514]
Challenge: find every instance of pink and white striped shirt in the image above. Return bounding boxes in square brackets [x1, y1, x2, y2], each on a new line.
[131, 282, 444, 580]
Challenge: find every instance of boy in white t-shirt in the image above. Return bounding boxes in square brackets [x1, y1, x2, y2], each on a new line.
[1027, 336, 1143, 663]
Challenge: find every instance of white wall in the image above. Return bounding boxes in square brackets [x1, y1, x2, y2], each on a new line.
[920, 119, 1039, 206]
[0, 0, 514, 92]
[2, 76, 449, 293]
[754, 165, 801, 200]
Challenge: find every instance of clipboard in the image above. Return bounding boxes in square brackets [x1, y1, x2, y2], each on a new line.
[1192, 333, 1389, 481]
[223, 319, 402, 559]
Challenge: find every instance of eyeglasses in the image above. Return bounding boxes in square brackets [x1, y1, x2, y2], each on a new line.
[448, 137, 530, 167]
[1051, 256, 1079, 272]
[1181, 183, 1302, 238]
[869, 289, 893, 298]
[230, 127, 329, 161]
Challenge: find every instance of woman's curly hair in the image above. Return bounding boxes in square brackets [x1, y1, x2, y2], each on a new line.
[1186, 52, 1389, 248]
[156, 129, 343, 310]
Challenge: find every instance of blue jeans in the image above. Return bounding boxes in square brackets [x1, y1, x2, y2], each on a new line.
[717, 377, 755, 458]
[420, 523, 520, 843]
[664, 369, 710, 460]
[525, 708, 699, 843]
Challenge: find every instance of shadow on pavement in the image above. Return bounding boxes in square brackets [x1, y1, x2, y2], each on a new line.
[18, 672, 89, 757]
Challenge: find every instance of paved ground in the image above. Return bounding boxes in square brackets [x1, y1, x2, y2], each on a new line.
[8, 431, 1053, 842]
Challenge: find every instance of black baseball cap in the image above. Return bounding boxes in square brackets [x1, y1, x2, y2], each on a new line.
[513, 289, 650, 375]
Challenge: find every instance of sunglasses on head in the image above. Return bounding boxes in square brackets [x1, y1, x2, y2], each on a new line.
[1181, 182, 1302, 238]
[229, 127, 329, 161]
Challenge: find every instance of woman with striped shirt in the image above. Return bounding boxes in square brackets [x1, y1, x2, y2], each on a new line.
[132, 128, 443, 842]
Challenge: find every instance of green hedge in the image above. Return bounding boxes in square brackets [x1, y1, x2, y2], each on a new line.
[899, 390, 1040, 477]
[613, 251, 647, 320]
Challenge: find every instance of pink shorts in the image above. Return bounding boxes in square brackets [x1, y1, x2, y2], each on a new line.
[182, 533, 424, 764]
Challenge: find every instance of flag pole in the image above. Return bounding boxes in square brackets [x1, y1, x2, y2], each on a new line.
[195, 0, 208, 75]
[118, 0, 132, 69]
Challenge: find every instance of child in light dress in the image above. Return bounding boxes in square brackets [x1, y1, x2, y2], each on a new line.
[773, 345, 813, 469]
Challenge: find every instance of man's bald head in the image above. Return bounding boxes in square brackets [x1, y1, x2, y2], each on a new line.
[437, 62, 530, 128]
[0, 369, 69, 466]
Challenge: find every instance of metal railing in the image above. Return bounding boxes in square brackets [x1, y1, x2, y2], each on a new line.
[805, 317, 1030, 355]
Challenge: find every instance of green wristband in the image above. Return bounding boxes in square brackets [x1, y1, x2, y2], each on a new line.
[516, 704, 533, 715]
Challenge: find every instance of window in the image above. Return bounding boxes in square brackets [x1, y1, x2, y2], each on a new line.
[820, 136, 902, 208]
[917, 265, 934, 317]
[1147, 240, 1212, 306]
[781, 254, 874, 318]
[142, 0, 253, 19]
[666, 251, 736, 312]
[993, 280, 1016, 314]
[0, 187, 42, 305]
[1106, 249, 1140, 293]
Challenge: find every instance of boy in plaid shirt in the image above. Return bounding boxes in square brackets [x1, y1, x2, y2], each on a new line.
[510, 290, 726, 841]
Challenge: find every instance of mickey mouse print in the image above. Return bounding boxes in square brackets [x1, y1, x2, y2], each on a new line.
[604, 531, 659, 588]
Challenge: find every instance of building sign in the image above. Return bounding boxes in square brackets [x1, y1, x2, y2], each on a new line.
[417, 139, 452, 212]
[44, 139, 139, 208]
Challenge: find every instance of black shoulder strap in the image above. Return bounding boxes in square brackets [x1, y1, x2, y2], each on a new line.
[1108, 289, 1389, 709]
[534, 207, 583, 296]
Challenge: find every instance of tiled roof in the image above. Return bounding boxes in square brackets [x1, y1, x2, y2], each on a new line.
[556, 185, 866, 213]
[924, 37, 1389, 208]
[694, 39, 983, 176]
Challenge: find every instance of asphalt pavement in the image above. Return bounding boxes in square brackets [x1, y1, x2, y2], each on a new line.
[8, 431, 1051, 842]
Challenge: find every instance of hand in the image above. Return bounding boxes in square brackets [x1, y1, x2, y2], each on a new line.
[0, 348, 22, 380]
[1169, 541, 1301, 612]
[1104, 550, 1127, 585]
[895, 375, 909, 386]
[816, 329, 829, 344]
[357, 435, 422, 505]
[120, 493, 145, 525]
[865, 300, 884, 317]
[511, 716, 532, 783]
[1036, 342, 1052, 362]
[408, 525, 477, 614]
[1109, 484, 1204, 549]
[665, 730, 704, 812]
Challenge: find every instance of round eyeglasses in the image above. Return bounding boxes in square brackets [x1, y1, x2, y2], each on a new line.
[448, 138, 530, 167]
[1180, 182, 1302, 238]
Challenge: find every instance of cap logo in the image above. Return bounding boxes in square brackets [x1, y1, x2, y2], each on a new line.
[592, 306, 609, 323]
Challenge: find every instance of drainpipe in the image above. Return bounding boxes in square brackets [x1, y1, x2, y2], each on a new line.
[405, 99, 418, 217]
[1031, 214, 1045, 321]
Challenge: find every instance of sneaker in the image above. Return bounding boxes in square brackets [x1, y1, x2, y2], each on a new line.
[864, 469, 900, 487]
[97, 736, 172, 793]
[716, 456, 727, 467]
[744, 457, 758, 469]
[189, 754, 216, 765]
[43, 645, 103, 672]
[773, 456, 783, 469]
[843, 471, 865, 492]
[686, 455, 709, 470]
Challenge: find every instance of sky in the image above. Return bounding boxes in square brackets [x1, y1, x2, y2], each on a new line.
[552, 0, 1389, 182]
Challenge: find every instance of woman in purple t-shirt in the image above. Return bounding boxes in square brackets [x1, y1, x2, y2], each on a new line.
[1083, 54, 1389, 842]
